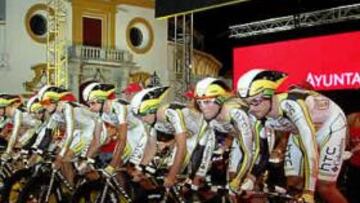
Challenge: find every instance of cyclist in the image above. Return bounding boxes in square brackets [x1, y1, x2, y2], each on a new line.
[192, 77, 256, 200]
[82, 82, 148, 177]
[130, 86, 208, 189]
[0, 103, 11, 146]
[237, 69, 348, 203]
[37, 85, 98, 186]
[24, 95, 56, 165]
[0, 94, 41, 162]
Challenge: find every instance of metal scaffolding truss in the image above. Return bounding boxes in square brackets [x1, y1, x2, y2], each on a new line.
[229, 3, 360, 38]
[171, 14, 194, 102]
[46, 0, 68, 88]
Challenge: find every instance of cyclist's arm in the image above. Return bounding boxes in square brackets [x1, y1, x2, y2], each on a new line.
[166, 108, 187, 179]
[5, 109, 22, 154]
[0, 117, 8, 129]
[75, 108, 98, 158]
[32, 116, 57, 151]
[195, 126, 216, 177]
[250, 122, 269, 177]
[59, 103, 75, 157]
[169, 132, 186, 179]
[0, 117, 12, 139]
[281, 99, 318, 193]
[85, 119, 103, 158]
[17, 113, 42, 147]
[23, 113, 42, 128]
[140, 126, 157, 165]
[229, 108, 253, 186]
[109, 102, 128, 168]
[129, 128, 148, 166]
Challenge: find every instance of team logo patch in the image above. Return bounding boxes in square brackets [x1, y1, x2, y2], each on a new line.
[315, 98, 329, 110]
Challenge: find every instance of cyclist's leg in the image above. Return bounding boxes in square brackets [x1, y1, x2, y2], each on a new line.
[62, 149, 76, 186]
[316, 114, 347, 203]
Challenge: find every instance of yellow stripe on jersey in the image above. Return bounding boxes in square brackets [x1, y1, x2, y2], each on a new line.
[121, 143, 133, 161]
[197, 119, 208, 141]
[233, 135, 250, 186]
[297, 99, 316, 135]
[249, 121, 262, 172]
[297, 135, 311, 188]
[71, 139, 85, 155]
[276, 93, 288, 116]
[176, 109, 187, 135]
[296, 99, 318, 190]
[182, 150, 190, 172]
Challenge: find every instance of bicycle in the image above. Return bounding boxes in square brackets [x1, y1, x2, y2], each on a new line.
[71, 166, 133, 203]
[17, 151, 75, 203]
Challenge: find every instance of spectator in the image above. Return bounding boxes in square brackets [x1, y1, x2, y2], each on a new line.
[122, 82, 143, 102]
[346, 112, 360, 203]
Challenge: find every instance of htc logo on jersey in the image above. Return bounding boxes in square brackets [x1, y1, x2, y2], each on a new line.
[320, 146, 340, 173]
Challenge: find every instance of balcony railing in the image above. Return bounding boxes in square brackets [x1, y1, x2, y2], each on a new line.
[69, 45, 134, 65]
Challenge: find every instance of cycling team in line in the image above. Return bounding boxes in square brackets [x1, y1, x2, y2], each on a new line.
[0, 69, 350, 203]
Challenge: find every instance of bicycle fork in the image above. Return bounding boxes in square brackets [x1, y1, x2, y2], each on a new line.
[44, 169, 73, 202]
[99, 176, 132, 203]
[45, 170, 56, 202]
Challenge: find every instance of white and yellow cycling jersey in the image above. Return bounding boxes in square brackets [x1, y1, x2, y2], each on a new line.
[5, 108, 41, 154]
[49, 102, 97, 157]
[195, 98, 254, 188]
[144, 103, 208, 171]
[0, 116, 10, 129]
[97, 99, 147, 164]
[101, 99, 128, 126]
[264, 89, 347, 192]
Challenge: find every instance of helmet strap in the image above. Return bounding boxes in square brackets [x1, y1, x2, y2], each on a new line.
[0, 107, 5, 116]
[49, 103, 58, 115]
[260, 89, 274, 117]
[99, 101, 105, 117]
[263, 96, 273, 117]
[151, 115, 157, 127]
[215, 97, 223, 105]
[39, 109, 46, 122]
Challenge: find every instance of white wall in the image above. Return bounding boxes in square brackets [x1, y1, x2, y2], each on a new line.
[115, 5, 169, 85]
[0, 0, 72, 94]
[0, 1, 166, 94]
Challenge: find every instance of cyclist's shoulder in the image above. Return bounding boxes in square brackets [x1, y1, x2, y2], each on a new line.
[158, 102, 186, 116]
[110, 99, 128, 114]
[223, 97, 247, 111]
[168, 101, 187, 110]
[113, 98, 129, 106]
[280, 89, 320, 102]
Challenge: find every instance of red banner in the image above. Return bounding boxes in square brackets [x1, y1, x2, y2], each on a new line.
[233, 31, 360, 91]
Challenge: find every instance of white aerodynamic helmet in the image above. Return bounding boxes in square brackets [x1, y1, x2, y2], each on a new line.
[130, 86, 169, 116]
[236, 69, 287, 98]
